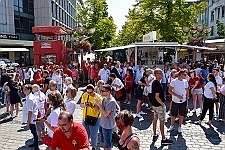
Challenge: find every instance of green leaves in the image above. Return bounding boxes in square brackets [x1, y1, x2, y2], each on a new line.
[216, 19, 225, 37]
[75, 0, 116, 50]
[115, 0, 208, 46]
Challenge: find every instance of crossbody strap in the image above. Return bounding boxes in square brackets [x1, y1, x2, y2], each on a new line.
[85, 95, 90, 117]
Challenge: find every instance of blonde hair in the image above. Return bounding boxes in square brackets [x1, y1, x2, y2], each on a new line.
[96, 80, 105, 87]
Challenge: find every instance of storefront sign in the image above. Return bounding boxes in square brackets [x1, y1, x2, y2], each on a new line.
[41, 41, 52, 48]
[0, 34, 18, 40]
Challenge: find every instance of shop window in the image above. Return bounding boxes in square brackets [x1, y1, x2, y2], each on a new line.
[211, 11, 214, 21]
[41, 54, 56, 64]
[222, 6, 225, 17]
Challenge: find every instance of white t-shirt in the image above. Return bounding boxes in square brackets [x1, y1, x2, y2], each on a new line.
[51, 74, 57, 81]
[146, 74, 155, 93]
[170, 78, 188, 103]
[216, 76, 222, 92]
[26, 93, 38, 124]
[65, 98, 76, 114]
[56, 75, 62, 84]
[204, 81, 216, 99]
[34, 92, 46, 118]
[98, 68, 110, 83]
[168, 77, 175, 84]
[47, 107, 61, 138]
[221, 84, 225, 93]
[134, 67, 144, 84]
[111, 78, 124, 91]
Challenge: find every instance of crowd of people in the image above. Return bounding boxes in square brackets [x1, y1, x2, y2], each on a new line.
[0, 57, 225, 150]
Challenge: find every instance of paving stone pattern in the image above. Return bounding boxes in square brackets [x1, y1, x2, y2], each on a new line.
[0, 87, 225, 150]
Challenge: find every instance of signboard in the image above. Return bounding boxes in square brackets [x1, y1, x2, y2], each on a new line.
[41, 41, 52, 48]
[0, 34, 18, 40]
[143, 31, 156, 42]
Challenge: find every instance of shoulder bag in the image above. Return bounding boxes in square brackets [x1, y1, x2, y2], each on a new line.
[84, 95, 100, 126]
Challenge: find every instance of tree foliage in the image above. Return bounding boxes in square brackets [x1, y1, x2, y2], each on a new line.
[216, 19, 225, 37]
[75, 0, 117, 50]
[115, 0, 208, 46]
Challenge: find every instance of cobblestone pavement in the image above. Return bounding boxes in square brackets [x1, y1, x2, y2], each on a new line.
[0, 86, 225, 150]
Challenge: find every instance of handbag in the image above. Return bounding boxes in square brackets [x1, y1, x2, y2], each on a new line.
[84, 95, 100, 126]
[115, 90, 122, 99]
[42, 135, 52, 147]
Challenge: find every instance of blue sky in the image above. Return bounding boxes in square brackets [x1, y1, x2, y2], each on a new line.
[107, 0, 135, 33]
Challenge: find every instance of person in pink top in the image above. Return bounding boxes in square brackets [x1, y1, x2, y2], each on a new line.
[72, 67, 79, 89]
[90, 65, 95, 85]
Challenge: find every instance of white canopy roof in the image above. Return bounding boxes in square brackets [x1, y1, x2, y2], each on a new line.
[0, 48, 29, 52]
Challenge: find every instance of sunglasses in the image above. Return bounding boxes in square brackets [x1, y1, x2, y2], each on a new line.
[101, 90, 108, 93]
[87, 91, 93, 94]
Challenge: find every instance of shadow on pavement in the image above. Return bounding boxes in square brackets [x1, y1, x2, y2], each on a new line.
[0, 116, 13, 124]
[17, 126, 29, 132]
[0, 112, 8, 120]
[200, 125, 222, 145]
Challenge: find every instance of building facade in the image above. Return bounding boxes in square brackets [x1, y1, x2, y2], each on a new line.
[0, 0, 83, 66]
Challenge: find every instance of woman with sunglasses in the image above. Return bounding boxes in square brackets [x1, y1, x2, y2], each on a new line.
[65, 87, 77, 114]
[80, 84, 103, 150]
[115, 110, 140, 150]
[38, 91, 66, 146]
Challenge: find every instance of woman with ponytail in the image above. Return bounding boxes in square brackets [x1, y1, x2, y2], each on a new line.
[37, 91, 66, 146]
[195, 73, 217, 126]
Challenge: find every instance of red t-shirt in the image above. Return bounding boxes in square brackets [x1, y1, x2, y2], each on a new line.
[34, 73, 42, 85]
[64, 68, 73, 77]
[82, 63, 88, 73]
[124, 74, 133, 89]
[94, 68, 100, 79]
[51, 122, 90, 150]
[189, 76, 202, 89]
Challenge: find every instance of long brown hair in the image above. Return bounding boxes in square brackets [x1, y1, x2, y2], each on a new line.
[48, 91, 66, 111]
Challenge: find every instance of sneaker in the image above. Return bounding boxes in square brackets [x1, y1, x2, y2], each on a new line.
[141, 103, 146, 107]
[152, 134, 159, 142]
[175, 117, 179, 121]
[192, 108, 196, 113]
[135, 113, 142, 118]
[199, 109, 202, 114]
[178, 126, 182, 133]
[140, 111, 147, 115]
[167, 125, 174, 132]
[124, 101, 127, 104]
[161, 138, 173, 145]
[127, 101, 131, 104]
[145, 104, 149, 108]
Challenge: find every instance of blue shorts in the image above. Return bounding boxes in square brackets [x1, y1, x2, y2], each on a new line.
[161, 83, 167, 93]
[99, 126, 113, 148]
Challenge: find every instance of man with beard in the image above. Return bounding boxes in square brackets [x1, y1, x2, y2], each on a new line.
[51, 111, 89, 150]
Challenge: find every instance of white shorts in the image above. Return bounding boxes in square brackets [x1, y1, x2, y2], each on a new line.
[143, 86, 148, 96]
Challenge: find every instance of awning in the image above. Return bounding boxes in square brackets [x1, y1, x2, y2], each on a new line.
[32, 26, 72, 36]
[181, 45, 217, 51]
[0, 48, 29, 52]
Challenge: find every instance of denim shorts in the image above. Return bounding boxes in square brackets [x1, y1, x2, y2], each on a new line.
[161, 83, 168, 93]
[99, 126, 113, 148]
[36, 122, 45, 132]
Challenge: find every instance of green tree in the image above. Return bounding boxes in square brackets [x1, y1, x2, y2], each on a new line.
[75, 0, 116, 50]
[216, 19, 225, 37]
[115, 0, 208, 46]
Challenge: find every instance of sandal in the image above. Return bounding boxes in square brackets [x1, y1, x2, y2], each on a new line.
[194, 121, 201, 125]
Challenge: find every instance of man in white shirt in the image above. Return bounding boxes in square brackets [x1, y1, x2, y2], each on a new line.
[213, 68, 223, 117]
[98, 64, 110, 83]
[23, 84, 39, 150]
[168, 70, 189, 133]
[134, 62, 144, 95]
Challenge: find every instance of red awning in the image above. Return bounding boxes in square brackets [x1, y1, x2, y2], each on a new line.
[32, 26, 69, 36]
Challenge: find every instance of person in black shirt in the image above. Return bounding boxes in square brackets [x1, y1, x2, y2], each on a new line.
[151, 68, 173, 145]
[42, 70, 51, 93]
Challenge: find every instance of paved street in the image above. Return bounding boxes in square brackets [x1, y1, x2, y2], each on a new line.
[0, 87, 225, 150]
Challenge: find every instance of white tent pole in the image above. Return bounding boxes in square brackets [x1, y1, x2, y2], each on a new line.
[135, 46, 138, 66]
